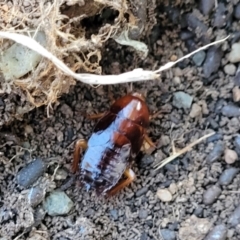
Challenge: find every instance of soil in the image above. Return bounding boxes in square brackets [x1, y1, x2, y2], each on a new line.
[1, 0, 240, 240]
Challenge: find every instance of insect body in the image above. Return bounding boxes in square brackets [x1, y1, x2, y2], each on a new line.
[73, 93, 152, 196]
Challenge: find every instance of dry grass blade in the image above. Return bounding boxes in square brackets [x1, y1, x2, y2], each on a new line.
[0, 32, 229, 85]
[154, 132, 215, 170]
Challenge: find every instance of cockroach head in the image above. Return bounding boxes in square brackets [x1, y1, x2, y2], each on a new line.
[132, 92, 145, 101]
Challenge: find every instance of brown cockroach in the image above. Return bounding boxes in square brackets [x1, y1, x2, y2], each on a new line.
[72, 93, 155, 196]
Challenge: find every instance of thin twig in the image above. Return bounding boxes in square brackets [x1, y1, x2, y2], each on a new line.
[0, 31, 229, 85]
[154, 132, 215, 170]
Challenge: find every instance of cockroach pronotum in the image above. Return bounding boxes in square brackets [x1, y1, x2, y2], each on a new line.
[72, 93, 155, 196]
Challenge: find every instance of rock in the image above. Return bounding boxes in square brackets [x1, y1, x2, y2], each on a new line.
[224, 149, 238, 164]
[160, 229, 176, 240]
[234, 135, 240, 155]
[173, 91, 193, 109]
[57, 130, 64, 142]
[110, 209, 118, 220]
[140, 232, 148, 240]
[179, 215, 212, 240]
[206, 142, 224, 163]
[205, 224, 227, 240]
[203, 185, 222, 205]
[16, 158, 46, 188]
[234, 3, 240, 19]
[136, 187, 148, 197]
[192, 51, 206, 66]
[199, 0, 215, 15]
[228, 205, 240, 227]
[55, 168, 68, 180]
[0, 31, 47, 80]
[169, 183, 178, 195]
[213, 3, 228, 28]
[223, 64, 236, 75]
[233, 86, 240, 102]
[228, 43, 240, 63]
[139, 209, 148, 219]
[189, 103, 202, 118]
[43, 190, 73, 216]
[60, 104, 73, 117]
[139, 154, 154, 168]
[194, 206, 203, 217]
[157, 189, 173, 202]
[28, 187, 45, 207]
[203, 47, 222, 78]
[218, 168, 239, 185]
[180, 30, 194, 40]
[206, 133, 223, 143]
[24, 125, 34, 135]
[221, 104, 240, 117]
[186, 13, 208, 33]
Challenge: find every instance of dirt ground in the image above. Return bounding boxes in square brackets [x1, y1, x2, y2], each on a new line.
[1, 0, 240, 239]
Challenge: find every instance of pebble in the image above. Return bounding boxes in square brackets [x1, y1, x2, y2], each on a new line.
[55, 168, 68, 180]
[228, 205, 240, 227]
[203, 47, 222, 78]
[139, 154, 154, 168]
[28, 186, 45, 207]
[213, 3, 227, 28]
[172, 91, 193, 109]
[206, 133, 223, 143]
[57, 131, 64, 142]
[205, 224, 227, 240]
[223, 64, 236, 75]
[43, 190, 74, 216]
[139, 209, 148, 219]
[194, 206, 203, 217]
[16, 158, 46, 188]
[203, 185, 222, 205]
[218, 168, 239, 185]
[206, 142, 224, 163]
[180, 30, 194, 40]
[179, 215, 212, 240]
[140, 232, 148, 240]
[199, 0, 215, 15]
[60, 103, 73, 117]
[224, 149, 238, 164]
[136, 186, 148, 197]
[228, 43, 240, 63]
[189, 103, 202, 118]
[160, 229, 176, 240]
[169, 183, 178, 195]
[24, 125, 34, 135]
[234, 135, 240, 155]
[233, 86, 240, 102]
[221, 104, 240, 117]
[157, 188, 173, 202]
[186, 13, 208, 33]
[110, 209, 118, 220]
[192, 51, 206, 66]
[234, 3, 240, 19]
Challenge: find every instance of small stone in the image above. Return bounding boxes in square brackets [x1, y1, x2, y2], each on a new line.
[203, 47, 222, 78]
[169, 183, 178, 195]
[157, 188, 173, 202]
[179, 215, 212, 240]
[221, 104, 240, 117]
[234, 3, 240, 19]
[229, 205, 240, 227]
[139, 154, 154, 168]
[180, 30, 194, 40]
[213, 3, 228, 28]
[43, 190, 73, 216]
[140, 232, 148, 240]
[206, 133, 223, 143]
[233, 86, 240, 102]
[160, 229, 176, 240]
[206, 142, 224, 163]
[139, 209, 148, 219]
[110, 209, 118, 220]
[57, 131, 64, 142]
[192, 51, 206, 66]
[170, 55, 178, 61]
[189, 103, 202, 118]
[173, 91, 193, 109]
[17, 158, 46, 188]
[55, 168, 68, 180]
[199, 0, 215, 15]
[224, 149, 238, 164]
[218, 168, 239, 185]
[228, 43, 240, 63]
[28, 186, 45, 207]
[205, 224, 227, 240]
[203, 185, 222, 205]
[136, 187, 148, 197]
[224, 64, 236, 75]
[173, 76, 181, 85]
[24, 125, 34, 135]
[60, 104, 73, 117]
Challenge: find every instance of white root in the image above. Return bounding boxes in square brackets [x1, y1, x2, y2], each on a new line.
[0, 31, 229, 85]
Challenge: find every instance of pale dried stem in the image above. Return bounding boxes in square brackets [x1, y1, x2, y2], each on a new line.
[0, 31, 229, 85]
[154, 132, 215, 170]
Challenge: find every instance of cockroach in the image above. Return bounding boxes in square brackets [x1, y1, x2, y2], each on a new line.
[72, 93, 155, 196]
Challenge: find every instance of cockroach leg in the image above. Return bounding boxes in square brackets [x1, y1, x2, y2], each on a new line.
[107, 168, 135, 196]
[87, 112, 106, 120]
[72, 139, 88, 173]
[144, 134, 156, 148]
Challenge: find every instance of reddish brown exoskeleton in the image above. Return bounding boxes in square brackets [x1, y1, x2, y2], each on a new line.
[72, 93, 155, 196]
